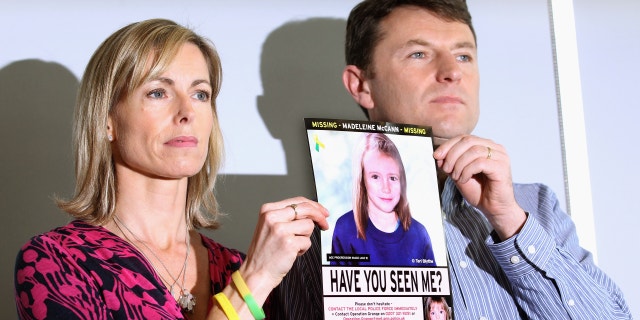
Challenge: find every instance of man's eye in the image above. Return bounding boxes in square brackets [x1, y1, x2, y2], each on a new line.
[457, 54, 471, 62]
[410, 52, 425, 59]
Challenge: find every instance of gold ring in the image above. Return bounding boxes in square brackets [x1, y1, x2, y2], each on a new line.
[487, 146, 492, 160]
[289, 203, 298, 220]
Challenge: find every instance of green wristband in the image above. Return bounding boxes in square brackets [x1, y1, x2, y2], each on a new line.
[231, 271, 266, 320]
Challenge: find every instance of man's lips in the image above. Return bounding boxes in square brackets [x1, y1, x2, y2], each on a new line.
[431, 95, 464, 104]
[165, 136, 198, 147]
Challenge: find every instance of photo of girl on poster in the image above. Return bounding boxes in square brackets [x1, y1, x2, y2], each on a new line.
[330, 133, 436, 266]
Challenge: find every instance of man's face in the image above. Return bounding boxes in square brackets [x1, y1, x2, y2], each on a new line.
[363, 6, 479, 140]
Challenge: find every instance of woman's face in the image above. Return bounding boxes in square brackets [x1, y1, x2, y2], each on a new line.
[363, 149, 402, 215]
[108, 42, 214, 180]
[429, 302, 447, 320]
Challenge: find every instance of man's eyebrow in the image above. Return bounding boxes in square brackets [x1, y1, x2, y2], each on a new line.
[404, 39, 432, 48]
[452, 41, 476, 50]
[403, 39, 476, 50]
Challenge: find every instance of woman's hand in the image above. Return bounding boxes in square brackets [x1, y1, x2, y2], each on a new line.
[208, 197, 328, 319]
[239, 197, 329, 303]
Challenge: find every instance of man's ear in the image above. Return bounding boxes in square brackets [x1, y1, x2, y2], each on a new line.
[342, 65, 374, 111]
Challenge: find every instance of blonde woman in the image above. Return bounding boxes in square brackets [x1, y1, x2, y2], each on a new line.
[14, 19, 328, 320]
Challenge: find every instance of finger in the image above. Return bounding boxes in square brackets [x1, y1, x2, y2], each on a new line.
[260, 204, 300, 227]
[433, 135, 464, 161]
[265, 220, 321, 262]
[259, 196, 310, 215]
[435, 135, 487, 174]
[294, 235, 312, 256]
[436, 136, 506, 182]
[261, 198, 330, 230]
[455, 144, 508, 184]
[261, 197, 330, 218]
[285, 202, 330, 230]
[452, 144, 495, 181]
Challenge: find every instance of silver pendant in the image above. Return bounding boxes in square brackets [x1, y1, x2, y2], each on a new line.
[177, 289, 196, 313]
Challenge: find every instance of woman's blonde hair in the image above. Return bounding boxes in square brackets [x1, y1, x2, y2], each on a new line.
[57, 18, 224, 229]
[352, 133, 411, 239]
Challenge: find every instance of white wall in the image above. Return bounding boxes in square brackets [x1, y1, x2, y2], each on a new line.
[574, 0, 640, 313]
[1, 1, 636, 318]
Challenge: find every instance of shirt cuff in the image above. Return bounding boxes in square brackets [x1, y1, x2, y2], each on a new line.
[486, 212, 555, 278]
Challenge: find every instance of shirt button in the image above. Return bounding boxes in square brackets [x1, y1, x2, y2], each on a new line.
[567, 299, 575, 306]
[510, 256, 521, 264]
[479, 317, 488, 320]
[527, 245, 536, 254]
[459, 261, 468, 268]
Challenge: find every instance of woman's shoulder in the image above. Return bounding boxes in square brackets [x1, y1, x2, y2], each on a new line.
[19, 220, 114, 251]
[17, 220, 138, 270]
[15, 220, 143, 290]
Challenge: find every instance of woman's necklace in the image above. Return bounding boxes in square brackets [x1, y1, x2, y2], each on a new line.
[113, 215, 196, 313]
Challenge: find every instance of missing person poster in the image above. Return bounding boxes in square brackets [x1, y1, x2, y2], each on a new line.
[305, 118, 453, 320]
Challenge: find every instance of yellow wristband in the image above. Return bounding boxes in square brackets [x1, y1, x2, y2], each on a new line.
[214, 292, 240, 320]
[231, 271, 266, 320]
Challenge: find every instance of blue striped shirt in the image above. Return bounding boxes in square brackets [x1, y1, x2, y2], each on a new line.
[269, 178, 632, 319]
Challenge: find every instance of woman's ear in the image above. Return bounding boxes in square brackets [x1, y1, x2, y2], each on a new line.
[342, 65, 374, 111]
[107, 116, 114, 142]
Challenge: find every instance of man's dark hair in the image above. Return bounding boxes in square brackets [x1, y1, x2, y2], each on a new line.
[345, 0, 475, 77]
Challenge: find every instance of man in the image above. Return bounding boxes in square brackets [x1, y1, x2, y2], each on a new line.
[270, 0, 631, 319]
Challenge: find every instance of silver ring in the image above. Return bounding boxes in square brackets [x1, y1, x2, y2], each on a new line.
[487, 146, 492, 160]
[289, 203, 298, 220]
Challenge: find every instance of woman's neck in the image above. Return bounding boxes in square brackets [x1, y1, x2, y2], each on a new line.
[110, 166, 190, 248]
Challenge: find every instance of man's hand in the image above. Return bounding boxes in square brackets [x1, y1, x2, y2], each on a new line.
[433, 135, 526, 240]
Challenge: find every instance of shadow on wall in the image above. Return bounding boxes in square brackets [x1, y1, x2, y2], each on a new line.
[207, 18, 366, 251]
[0, 60, 78, 319]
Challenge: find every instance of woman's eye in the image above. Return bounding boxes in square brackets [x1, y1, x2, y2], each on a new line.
[147, 89, 166, 99]
[390, 176, 399, 181]
[193, 91, 210, 102]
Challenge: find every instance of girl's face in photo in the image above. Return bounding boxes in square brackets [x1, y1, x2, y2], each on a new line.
[363, 150, 402, 214]
[429, 302, 447, 320]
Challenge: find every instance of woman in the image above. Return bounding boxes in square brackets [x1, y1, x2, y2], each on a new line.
[331, 133, 435, 266]
[14, 19, 328, 320]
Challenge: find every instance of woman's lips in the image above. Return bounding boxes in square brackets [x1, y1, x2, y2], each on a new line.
[165, 136, 198, 147]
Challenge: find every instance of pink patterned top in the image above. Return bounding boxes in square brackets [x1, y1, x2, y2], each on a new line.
[15, 220, 245, 319]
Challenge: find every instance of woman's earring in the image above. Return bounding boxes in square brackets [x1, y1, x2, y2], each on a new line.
[108, 134, 113, 142]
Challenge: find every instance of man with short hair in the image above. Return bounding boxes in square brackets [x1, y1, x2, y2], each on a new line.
[270, 1, 631, 319]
